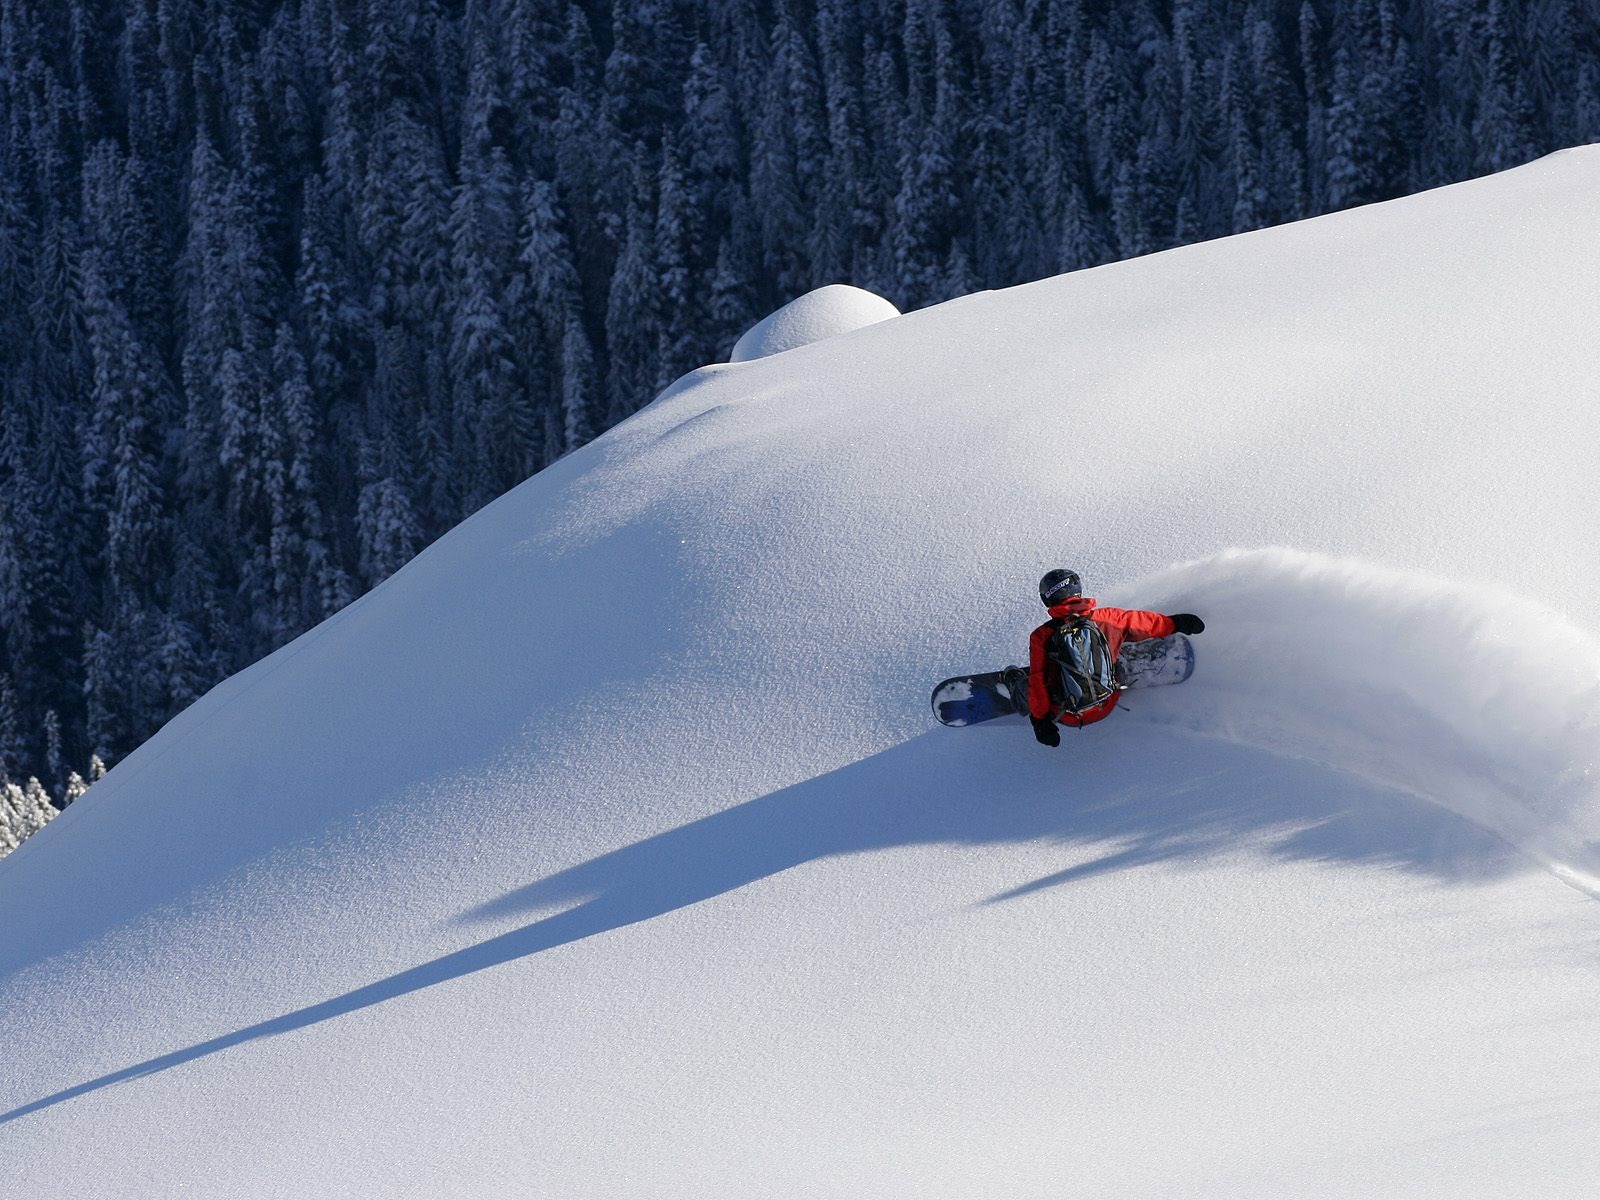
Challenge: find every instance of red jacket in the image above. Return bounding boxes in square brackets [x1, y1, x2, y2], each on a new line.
[1028, 597, 1176, 727]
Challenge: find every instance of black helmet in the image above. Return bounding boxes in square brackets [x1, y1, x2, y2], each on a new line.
[1039, 568, 1082, 606]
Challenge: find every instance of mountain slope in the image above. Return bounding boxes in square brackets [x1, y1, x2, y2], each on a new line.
[4, 150, 1600, 1197]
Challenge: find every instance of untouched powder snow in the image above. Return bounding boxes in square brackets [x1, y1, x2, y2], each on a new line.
[4, 150, 1600, 1197]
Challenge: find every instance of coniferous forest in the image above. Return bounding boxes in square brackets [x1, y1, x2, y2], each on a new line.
[0, 0, 1597, 808]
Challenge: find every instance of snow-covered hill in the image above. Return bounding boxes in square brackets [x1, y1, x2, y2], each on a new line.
[5, 150, 1600, 1197]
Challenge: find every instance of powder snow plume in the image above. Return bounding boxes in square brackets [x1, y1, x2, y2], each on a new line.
[1127, 547, 1600, 892]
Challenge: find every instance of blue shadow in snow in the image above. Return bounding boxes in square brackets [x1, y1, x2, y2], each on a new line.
[0, 723, 1517, 1126]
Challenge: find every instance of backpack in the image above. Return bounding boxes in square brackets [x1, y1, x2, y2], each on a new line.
[1047, 617, 1122, 714]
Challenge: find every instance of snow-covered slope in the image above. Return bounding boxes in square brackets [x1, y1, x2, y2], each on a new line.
[5, 150, 1600, 1197]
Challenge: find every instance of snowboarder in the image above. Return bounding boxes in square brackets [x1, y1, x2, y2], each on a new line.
[1020, 568, 1205, 748]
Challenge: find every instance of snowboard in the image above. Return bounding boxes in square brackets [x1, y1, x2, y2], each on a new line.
[931, 634, 1195, 727]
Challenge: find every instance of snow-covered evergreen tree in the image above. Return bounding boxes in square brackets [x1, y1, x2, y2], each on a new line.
[63, 770, 91, 807]
[355, 435, 423, 586]
[604, 154, 661, 425]
[0, 771, 56, 859]
[0, 783, 21, 857]
[21, 776, 56, 836]
[654, 132, 702, 389]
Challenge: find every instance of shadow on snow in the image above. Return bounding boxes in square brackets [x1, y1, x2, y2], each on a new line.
[1, 722, 1519, 1125]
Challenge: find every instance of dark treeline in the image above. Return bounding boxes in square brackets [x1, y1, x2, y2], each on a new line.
[1, 0, 1597, 799]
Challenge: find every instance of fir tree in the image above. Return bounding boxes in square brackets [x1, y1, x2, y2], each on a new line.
[654, 131, 702, 388]
[22, 775, 57, 836]
[355, 436, 422, 585]
[605, 152, 661, 425]
[560, 308, 598, 455]
[1324, 49, 1369, 211]
[0, 781, 22, 856]
[79, 251, 168, 600]
[0, 674, 22, 783]
[1474, 0, 1538, 173]
[448, 178, 524, 505]
[63, 770, 91, 807]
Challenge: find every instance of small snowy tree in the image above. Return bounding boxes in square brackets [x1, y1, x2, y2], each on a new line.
[21, 776, 57, 835]
[0, 783, 21, 856]
[63, 771, 91, 807]
[0, 775, 53, 854]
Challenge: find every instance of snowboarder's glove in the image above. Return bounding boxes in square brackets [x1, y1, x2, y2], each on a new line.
[1031, 716, 1061, 748]
[1169, 613, 1205, 635]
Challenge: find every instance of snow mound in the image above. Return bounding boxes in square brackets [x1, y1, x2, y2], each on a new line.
[728, 284, 900, 361]
[1127, 548, 1600, 891]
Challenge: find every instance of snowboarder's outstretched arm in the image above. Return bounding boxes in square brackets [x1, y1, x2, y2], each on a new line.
[1095, 608, 1206, 643]
[1092, 608, 1178, 642]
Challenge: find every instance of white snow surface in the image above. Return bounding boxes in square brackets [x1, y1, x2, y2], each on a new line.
[6, 150, 1600, 1196]
[728, 282, 901, 360]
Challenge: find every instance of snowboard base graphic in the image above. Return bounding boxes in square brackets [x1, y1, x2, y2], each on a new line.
[931, 634, 1195, 727]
